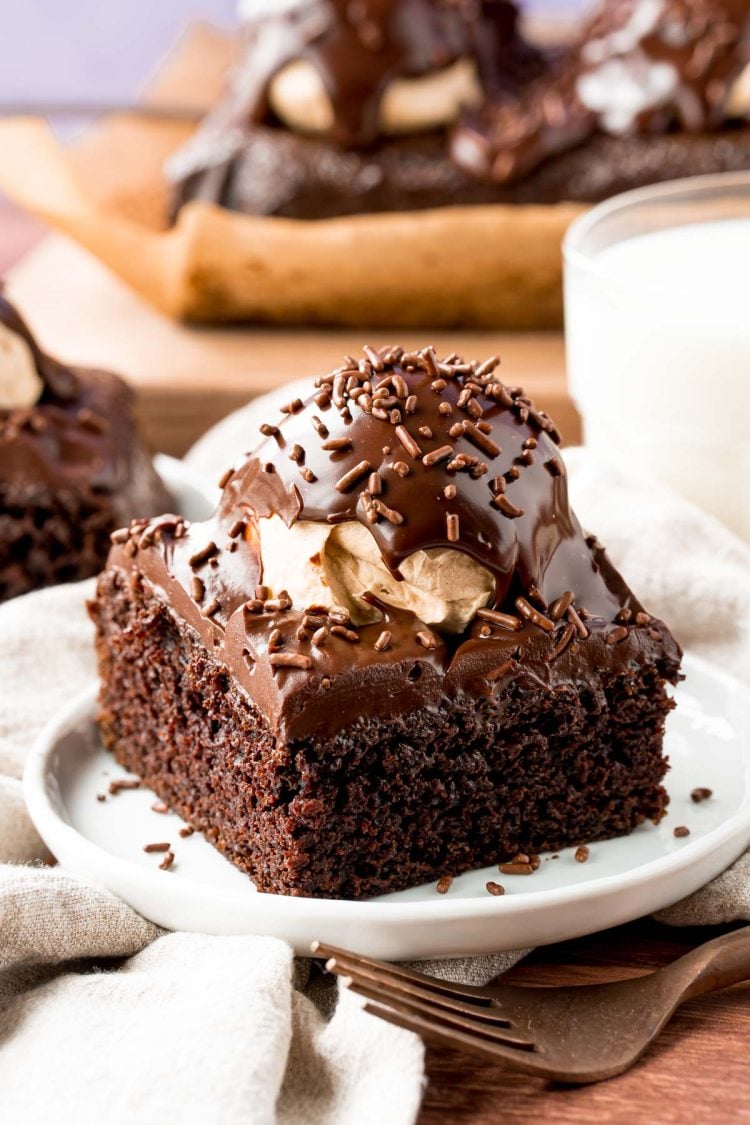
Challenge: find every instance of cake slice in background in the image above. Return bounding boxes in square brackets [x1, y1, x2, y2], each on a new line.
[170, 0, 750, 220]
[0, 291, 173, 602]
[91, 346, 681, 899]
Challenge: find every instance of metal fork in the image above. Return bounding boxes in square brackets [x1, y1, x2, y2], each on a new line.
[312, 929, 750, 1084]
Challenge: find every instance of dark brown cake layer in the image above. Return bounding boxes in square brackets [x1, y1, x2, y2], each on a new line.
[1, 485, 119, 602]
[172, 121, 750, 221]
[93, 568, 676, 900]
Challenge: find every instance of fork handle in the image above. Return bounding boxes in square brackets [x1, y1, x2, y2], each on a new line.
[663, 926, 750, 1003]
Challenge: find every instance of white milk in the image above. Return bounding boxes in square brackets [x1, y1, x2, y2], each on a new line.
[565, 219, 750, 540]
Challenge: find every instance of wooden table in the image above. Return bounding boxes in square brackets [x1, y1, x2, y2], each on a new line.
[2, 201, 748, 1124]
[1, 202, 578, 457]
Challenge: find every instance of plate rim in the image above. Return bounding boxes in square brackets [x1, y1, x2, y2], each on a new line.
[23, 651, 750, 929]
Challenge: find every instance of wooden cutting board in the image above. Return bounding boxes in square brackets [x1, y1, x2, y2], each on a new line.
[6, 235, 576, 457]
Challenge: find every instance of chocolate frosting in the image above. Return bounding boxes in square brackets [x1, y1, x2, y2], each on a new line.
[231, 0, 533, 147]
[0, 292, 171, 512]
[107, 346, 681, 742]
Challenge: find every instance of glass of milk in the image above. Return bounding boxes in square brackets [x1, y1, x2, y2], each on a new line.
[563, 172, 750, 541]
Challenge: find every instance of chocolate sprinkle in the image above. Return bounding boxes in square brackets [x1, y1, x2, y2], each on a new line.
[322, 437, 353, 452]
[551, 622, 576, 659]
[335, 460, 372, 492]
[422, 444, 453, 468]
[201, 598, 221, 619]
[515, 597, 554, 633]
[549, 591, 574, 620]
[189, 542, 218, 569]
[606, 625, 629, 645]
[477, 608, 523, 632]
[416, 630, 438, 650]
[463, 421, 500, 458]
[269, 652, 314, 670]
[374, 630, 392, 652]
[394, 425, 422, 459]
[691, 787, 713, 803]
[109, 778, 140, 794]
[371, 498, 404, 525]
[499, 860, 535, 876]
[330, 624, 360, 643]
[567, 605, 589, 640]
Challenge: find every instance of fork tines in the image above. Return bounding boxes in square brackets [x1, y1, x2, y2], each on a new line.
[311, 941, 536, 1058]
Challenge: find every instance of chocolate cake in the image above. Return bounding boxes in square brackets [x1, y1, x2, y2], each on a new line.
[91, 347, 681, 900]
[169, 0, 750, 220]
[0, 293, 172, 602]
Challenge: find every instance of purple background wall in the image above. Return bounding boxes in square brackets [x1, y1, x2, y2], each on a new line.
[0, 1, 586, 104]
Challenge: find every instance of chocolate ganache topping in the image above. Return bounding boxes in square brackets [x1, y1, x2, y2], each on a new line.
[0, 291, 159, 502]
[453, 0, 750, 184]
[108, 346, 680, 741]
[231, 0, 535, 146]
[168, 0, 543, 195]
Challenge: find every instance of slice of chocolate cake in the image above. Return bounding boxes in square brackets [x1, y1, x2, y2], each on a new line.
[91, 347, 681, 900]
[0, 293, 172, 602]
[169, 0, 750, 220]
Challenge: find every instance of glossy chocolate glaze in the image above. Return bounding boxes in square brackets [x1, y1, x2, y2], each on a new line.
[0, 293, 171, 513]
[170, 0, 749, 218]
[167, 0, 541, 205]
[106, 347, 681, 742]
[228, 0, 531, 147]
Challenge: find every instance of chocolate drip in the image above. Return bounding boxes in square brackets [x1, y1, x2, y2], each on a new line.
[0, 290, 78, 402]
[234, 0, 535, 148]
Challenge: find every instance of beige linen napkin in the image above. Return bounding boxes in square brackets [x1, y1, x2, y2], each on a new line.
[0, 580, 516, 1124]
[1, 422, 749, 1122]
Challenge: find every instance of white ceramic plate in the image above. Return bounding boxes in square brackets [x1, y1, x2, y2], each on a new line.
[24, 654, 750, 960]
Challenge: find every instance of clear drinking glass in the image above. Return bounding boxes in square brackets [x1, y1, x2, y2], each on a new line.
[563, 172, 750, 541]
